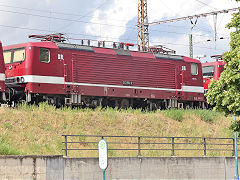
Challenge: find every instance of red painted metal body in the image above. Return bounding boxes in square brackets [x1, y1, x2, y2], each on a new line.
[202, 61, 224, 91]
[3, 41, 204, 107]
[0, 41, 5, 96]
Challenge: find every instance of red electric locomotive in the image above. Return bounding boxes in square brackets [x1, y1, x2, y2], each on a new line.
[202, 55, 224, 93]
[0, 41, 6, 103]
[3, 34, 204, 109]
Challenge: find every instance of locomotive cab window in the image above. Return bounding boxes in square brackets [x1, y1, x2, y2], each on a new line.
[40, 48, 50, 63]
[13, 48, 25, 63]
[202, 66, 215, 78]
[3, 50, 12, 64]
[191, 63, 198, 75]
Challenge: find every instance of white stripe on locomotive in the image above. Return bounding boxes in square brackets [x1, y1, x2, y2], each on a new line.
[0, 73, 5, 81]
[10, 75, 204, 93]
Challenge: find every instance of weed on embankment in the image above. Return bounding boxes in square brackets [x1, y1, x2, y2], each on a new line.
[0, 103, 233, 157]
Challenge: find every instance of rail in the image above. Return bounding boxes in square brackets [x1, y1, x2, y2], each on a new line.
[62, 135, 239, 157]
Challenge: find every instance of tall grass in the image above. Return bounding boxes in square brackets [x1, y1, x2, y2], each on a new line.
[161, 108, 223, 123]
[0, 135, 22, 155]
[188, 109, 223, 123]
[0, 104, 233, 157]
[163, 109, 185, 121]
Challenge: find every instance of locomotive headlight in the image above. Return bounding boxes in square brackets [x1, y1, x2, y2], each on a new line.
[20, 77, 25, 83]
[16, 77, 25, 83]
[16, 77, 20, 83]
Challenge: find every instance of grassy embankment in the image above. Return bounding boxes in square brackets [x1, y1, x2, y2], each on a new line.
[0, 103, 236, 157]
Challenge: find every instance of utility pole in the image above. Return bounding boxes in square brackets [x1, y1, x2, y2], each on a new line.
[189, 18, 198, 58]
[189, 34, 193, 58]
[137, 0, 149, 51]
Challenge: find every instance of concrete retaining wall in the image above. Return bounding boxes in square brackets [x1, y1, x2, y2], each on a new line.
[0, 155, 63, 180]
[0, 156, 239, 179]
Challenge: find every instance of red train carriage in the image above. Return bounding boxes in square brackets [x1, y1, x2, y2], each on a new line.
[0, 41, 6, 103]
[202, 55, 224, 93]
[3, 36, 204, 109]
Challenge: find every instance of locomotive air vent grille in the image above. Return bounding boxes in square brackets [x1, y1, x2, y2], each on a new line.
[56, 43, 94, 52]
[154, 54, 183, 61]
[114, 49, 131, 56]
[72, 53, 176, 89]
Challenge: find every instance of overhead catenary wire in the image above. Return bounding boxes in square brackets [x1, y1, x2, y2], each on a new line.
[0, 26, 228, 51]
[0, 1, 230, 34]
[0, 9, 131, 28]
[146, 7, 240, 26]
[57, 0, 110, 31]
[0, 2, 138, 24]
[0, 0, 236, 35]
[0, 7, 227, 38]
[0, 7, 195, 32]
[0, 23, 227, 51]
[194, 0, 218, 10]
[0, 6, 232, 39]
[0, 0, 233, 55]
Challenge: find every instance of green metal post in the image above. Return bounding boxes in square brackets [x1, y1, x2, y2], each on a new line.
[103, 170, 106, 180]
[189, 34, 193, 58]
[234, 114, 239, 180]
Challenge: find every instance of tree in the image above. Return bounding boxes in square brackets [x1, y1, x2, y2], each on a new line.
[206, 2, 240, 115]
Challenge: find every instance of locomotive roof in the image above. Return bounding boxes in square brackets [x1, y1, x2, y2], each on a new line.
[3, 41, 201, 63]
[3, 41, 58, 50]
[202, 61, 224, 66]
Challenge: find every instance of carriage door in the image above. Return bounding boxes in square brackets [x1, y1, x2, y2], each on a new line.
[181, 65, 186, 96]
[58, 52, 72, 93]
[58, 53, 66, 91]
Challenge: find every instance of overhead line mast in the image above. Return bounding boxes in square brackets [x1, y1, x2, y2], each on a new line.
[137, 0, 149, 51]
[138, 4, 240, 56]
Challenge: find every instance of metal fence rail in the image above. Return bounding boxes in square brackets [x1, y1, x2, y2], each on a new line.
[62, 135, 239, 157]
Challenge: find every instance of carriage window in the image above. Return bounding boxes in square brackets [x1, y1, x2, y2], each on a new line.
[191, 63, 198, 75]
[13, 48, 25, 63]
[40, 48, 50, 63]
[3, 50, 12, 64]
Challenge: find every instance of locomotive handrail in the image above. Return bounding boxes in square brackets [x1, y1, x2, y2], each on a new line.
[62, 135, 238, 157]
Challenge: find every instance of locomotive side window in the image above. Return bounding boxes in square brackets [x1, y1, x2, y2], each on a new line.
[191, 63, 198, 75]
[13, 48, 25, 63]
[40, 48, 50, 63]
[3, 50, 12, 64]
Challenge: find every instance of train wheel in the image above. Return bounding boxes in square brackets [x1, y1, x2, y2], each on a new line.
[120, 99, 129, 109]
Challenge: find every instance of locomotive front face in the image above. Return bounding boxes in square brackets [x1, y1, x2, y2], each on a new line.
[4, 47, 26, 84]
[4, 45, 28, 101]
[202, 61, 224, 91]
[3, 42, 64, 103]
